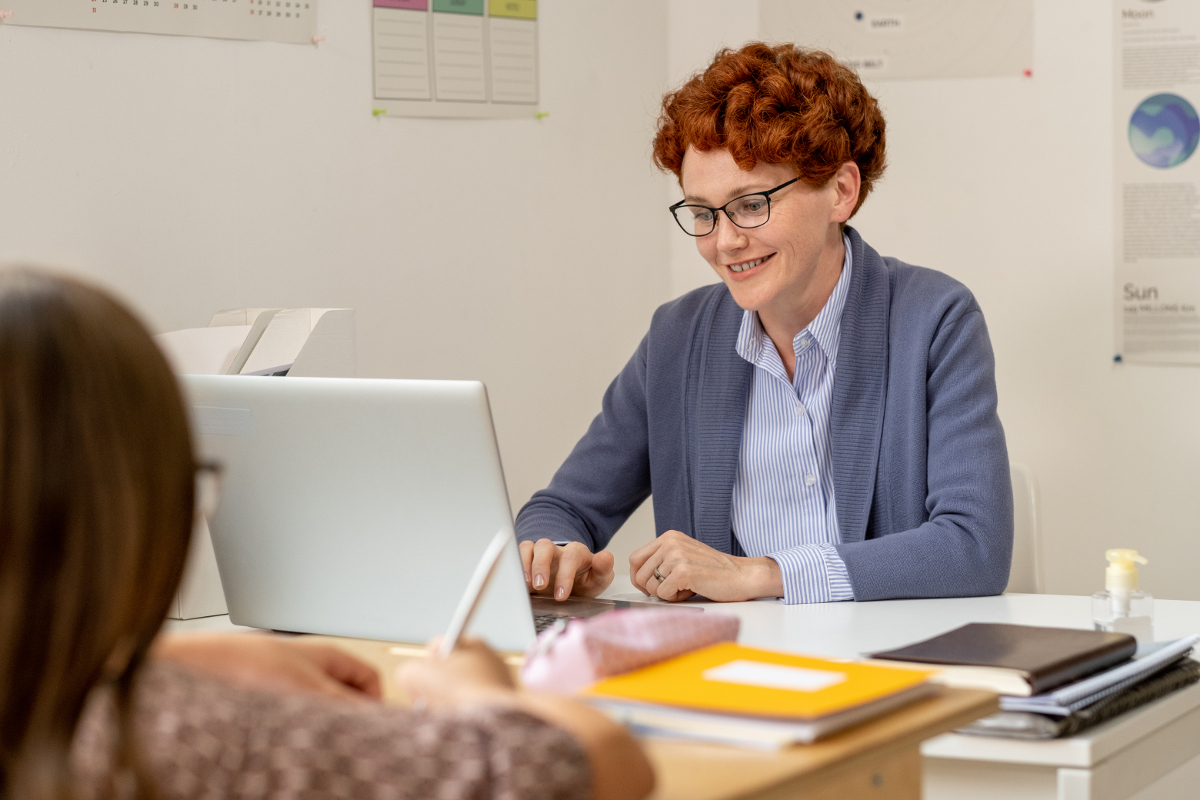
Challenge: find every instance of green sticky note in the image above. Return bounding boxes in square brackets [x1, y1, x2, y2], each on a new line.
[432, 0, 484, 14]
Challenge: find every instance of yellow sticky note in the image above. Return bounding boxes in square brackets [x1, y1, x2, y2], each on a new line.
[489, 0, 535, 20]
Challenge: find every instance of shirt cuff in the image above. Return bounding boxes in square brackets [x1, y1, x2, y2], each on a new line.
[767, 544, 855, 604]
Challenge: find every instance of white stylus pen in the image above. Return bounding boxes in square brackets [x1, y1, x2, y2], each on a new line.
[436, 526, 513, 659]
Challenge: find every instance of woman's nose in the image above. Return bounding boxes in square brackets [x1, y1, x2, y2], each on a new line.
[714, 212, 747, 251]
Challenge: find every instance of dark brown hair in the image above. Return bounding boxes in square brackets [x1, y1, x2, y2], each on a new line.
[653, 42, 887, 215]
[0, 270, 195, 799]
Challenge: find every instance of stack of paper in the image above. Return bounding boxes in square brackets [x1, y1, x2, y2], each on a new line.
[869, 626, 1200, 741]
[1000, 635, 1200, 716]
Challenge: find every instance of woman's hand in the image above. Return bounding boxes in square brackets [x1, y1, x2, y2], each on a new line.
[519, 539, 615, 600]
[395, 638, 518, 710]
[152, 632, 383, 702]
[399, 638, 654, 800]
[629, 530, 783, 602]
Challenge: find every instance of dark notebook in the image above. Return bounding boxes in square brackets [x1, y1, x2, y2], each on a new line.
[868, 623, 1137, 696]
[958, 658, 1200, 740]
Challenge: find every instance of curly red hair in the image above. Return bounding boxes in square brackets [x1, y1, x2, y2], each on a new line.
[653, 42, 886, 216]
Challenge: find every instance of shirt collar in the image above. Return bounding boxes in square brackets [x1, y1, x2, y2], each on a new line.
[735, 233, 854, 368]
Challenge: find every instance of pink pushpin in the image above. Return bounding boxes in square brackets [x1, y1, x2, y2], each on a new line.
[1023, 68, 1032, 78]
[0, 11, 15, 19]
[312, 34, 325, 45]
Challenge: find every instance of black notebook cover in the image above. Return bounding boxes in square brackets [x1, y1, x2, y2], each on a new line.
[959, 658, 1200, 740]
[868, 623, 1137, 695]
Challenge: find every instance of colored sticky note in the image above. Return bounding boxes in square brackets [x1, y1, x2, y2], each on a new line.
[488, 0, 535, 20]
[432, 0, 484, 15]
[702, 660, 847, 692]
[375, 0, 428, 9]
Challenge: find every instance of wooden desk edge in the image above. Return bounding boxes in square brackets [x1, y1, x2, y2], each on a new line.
[644, 688, 997, 800]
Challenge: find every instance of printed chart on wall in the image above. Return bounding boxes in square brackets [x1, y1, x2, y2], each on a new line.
[372, 1, 538, 119]
[0, 0, 315, 43]
[1114, 0, 1200, 365]
[759, 0, 1032, 81]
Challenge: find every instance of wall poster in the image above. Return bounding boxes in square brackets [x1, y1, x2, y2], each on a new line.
[759, 0, 1033, 82]
[1114, 0, 1200, 365]
[372, 0, 538, 119]
[0, 0, 315, 44]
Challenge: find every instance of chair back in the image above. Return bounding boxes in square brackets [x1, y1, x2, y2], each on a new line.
[1005, 461, 1044, 593]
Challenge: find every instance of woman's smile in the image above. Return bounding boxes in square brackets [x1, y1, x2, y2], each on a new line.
[725, 253, 774, 278]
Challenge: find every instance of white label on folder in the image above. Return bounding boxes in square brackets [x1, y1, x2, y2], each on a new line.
[702, 660, 847, 693]
[193, 406, 256, 437]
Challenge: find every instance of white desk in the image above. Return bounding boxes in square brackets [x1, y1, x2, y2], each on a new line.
[173, 579, 1200, 800]
[594, 578, 1200, 800]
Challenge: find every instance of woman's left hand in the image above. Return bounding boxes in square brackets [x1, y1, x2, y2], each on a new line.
[152, 632, 383, 702]
[629, 530, 783, 602]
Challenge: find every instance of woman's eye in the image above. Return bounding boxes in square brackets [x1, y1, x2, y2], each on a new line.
[691, 209, 714, 222]
[741, 199, 768, 214]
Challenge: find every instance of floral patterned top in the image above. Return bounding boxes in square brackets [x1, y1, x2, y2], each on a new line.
[73, 662, 591, 800]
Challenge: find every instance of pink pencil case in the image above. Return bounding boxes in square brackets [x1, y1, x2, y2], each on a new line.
[521, 607, 740, 694]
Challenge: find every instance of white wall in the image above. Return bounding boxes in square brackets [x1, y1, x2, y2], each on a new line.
[0, 0, 670, 559]
[4, 1, 1195, 601]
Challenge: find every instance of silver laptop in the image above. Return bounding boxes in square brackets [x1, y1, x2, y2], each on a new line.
[182, 375, 660, 652]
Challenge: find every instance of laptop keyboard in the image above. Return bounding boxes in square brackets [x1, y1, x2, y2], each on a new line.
[533, 613, 570, 633]
[531, 596, 699, 634]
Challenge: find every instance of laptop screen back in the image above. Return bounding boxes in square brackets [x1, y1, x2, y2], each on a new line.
[182, 375, 536, 651]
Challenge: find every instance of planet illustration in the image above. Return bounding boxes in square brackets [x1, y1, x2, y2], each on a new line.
[1129, 93, 1200, 169]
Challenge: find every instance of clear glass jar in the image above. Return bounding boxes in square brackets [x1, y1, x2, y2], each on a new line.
[1093, 590, 1154, 643]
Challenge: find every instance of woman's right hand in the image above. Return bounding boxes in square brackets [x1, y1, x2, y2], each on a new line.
[397, 638, 654, 800]
[395, 638, 517, 710]
[520, 539, 615, 600]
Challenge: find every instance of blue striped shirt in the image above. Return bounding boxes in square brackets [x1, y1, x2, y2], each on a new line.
[731, 236, 855, 604]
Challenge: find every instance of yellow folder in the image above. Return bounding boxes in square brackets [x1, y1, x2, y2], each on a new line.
[585, 642, 935, 720]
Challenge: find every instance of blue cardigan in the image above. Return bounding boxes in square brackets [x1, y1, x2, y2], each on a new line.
[516, 228, 1014, 601]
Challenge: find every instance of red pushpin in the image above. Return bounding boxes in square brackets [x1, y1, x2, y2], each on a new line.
[1023, 68, 1033, 78]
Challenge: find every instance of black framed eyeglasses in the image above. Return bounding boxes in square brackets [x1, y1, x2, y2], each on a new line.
[668, 177, 801, 237]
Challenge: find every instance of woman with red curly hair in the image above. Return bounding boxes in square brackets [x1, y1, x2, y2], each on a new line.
[516, 43, 1012, 606]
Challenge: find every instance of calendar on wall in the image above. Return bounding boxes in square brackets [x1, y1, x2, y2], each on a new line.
[372, 0, 538, 119]
[1, 0, 316, 44]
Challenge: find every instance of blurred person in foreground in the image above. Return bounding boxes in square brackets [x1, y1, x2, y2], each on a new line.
[518, 42, 1012, 606]
[0, 269, 653, 800]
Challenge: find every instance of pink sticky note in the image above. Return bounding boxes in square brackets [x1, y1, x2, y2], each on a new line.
[374, 0, 427, 9]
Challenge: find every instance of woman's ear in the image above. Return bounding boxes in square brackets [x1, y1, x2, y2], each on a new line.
[830, 161, 862, 224]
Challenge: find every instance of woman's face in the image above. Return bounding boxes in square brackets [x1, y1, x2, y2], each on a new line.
[679, 147, 855, 325]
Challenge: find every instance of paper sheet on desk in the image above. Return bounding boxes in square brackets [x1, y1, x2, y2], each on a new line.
[702, 660, 847, 692]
